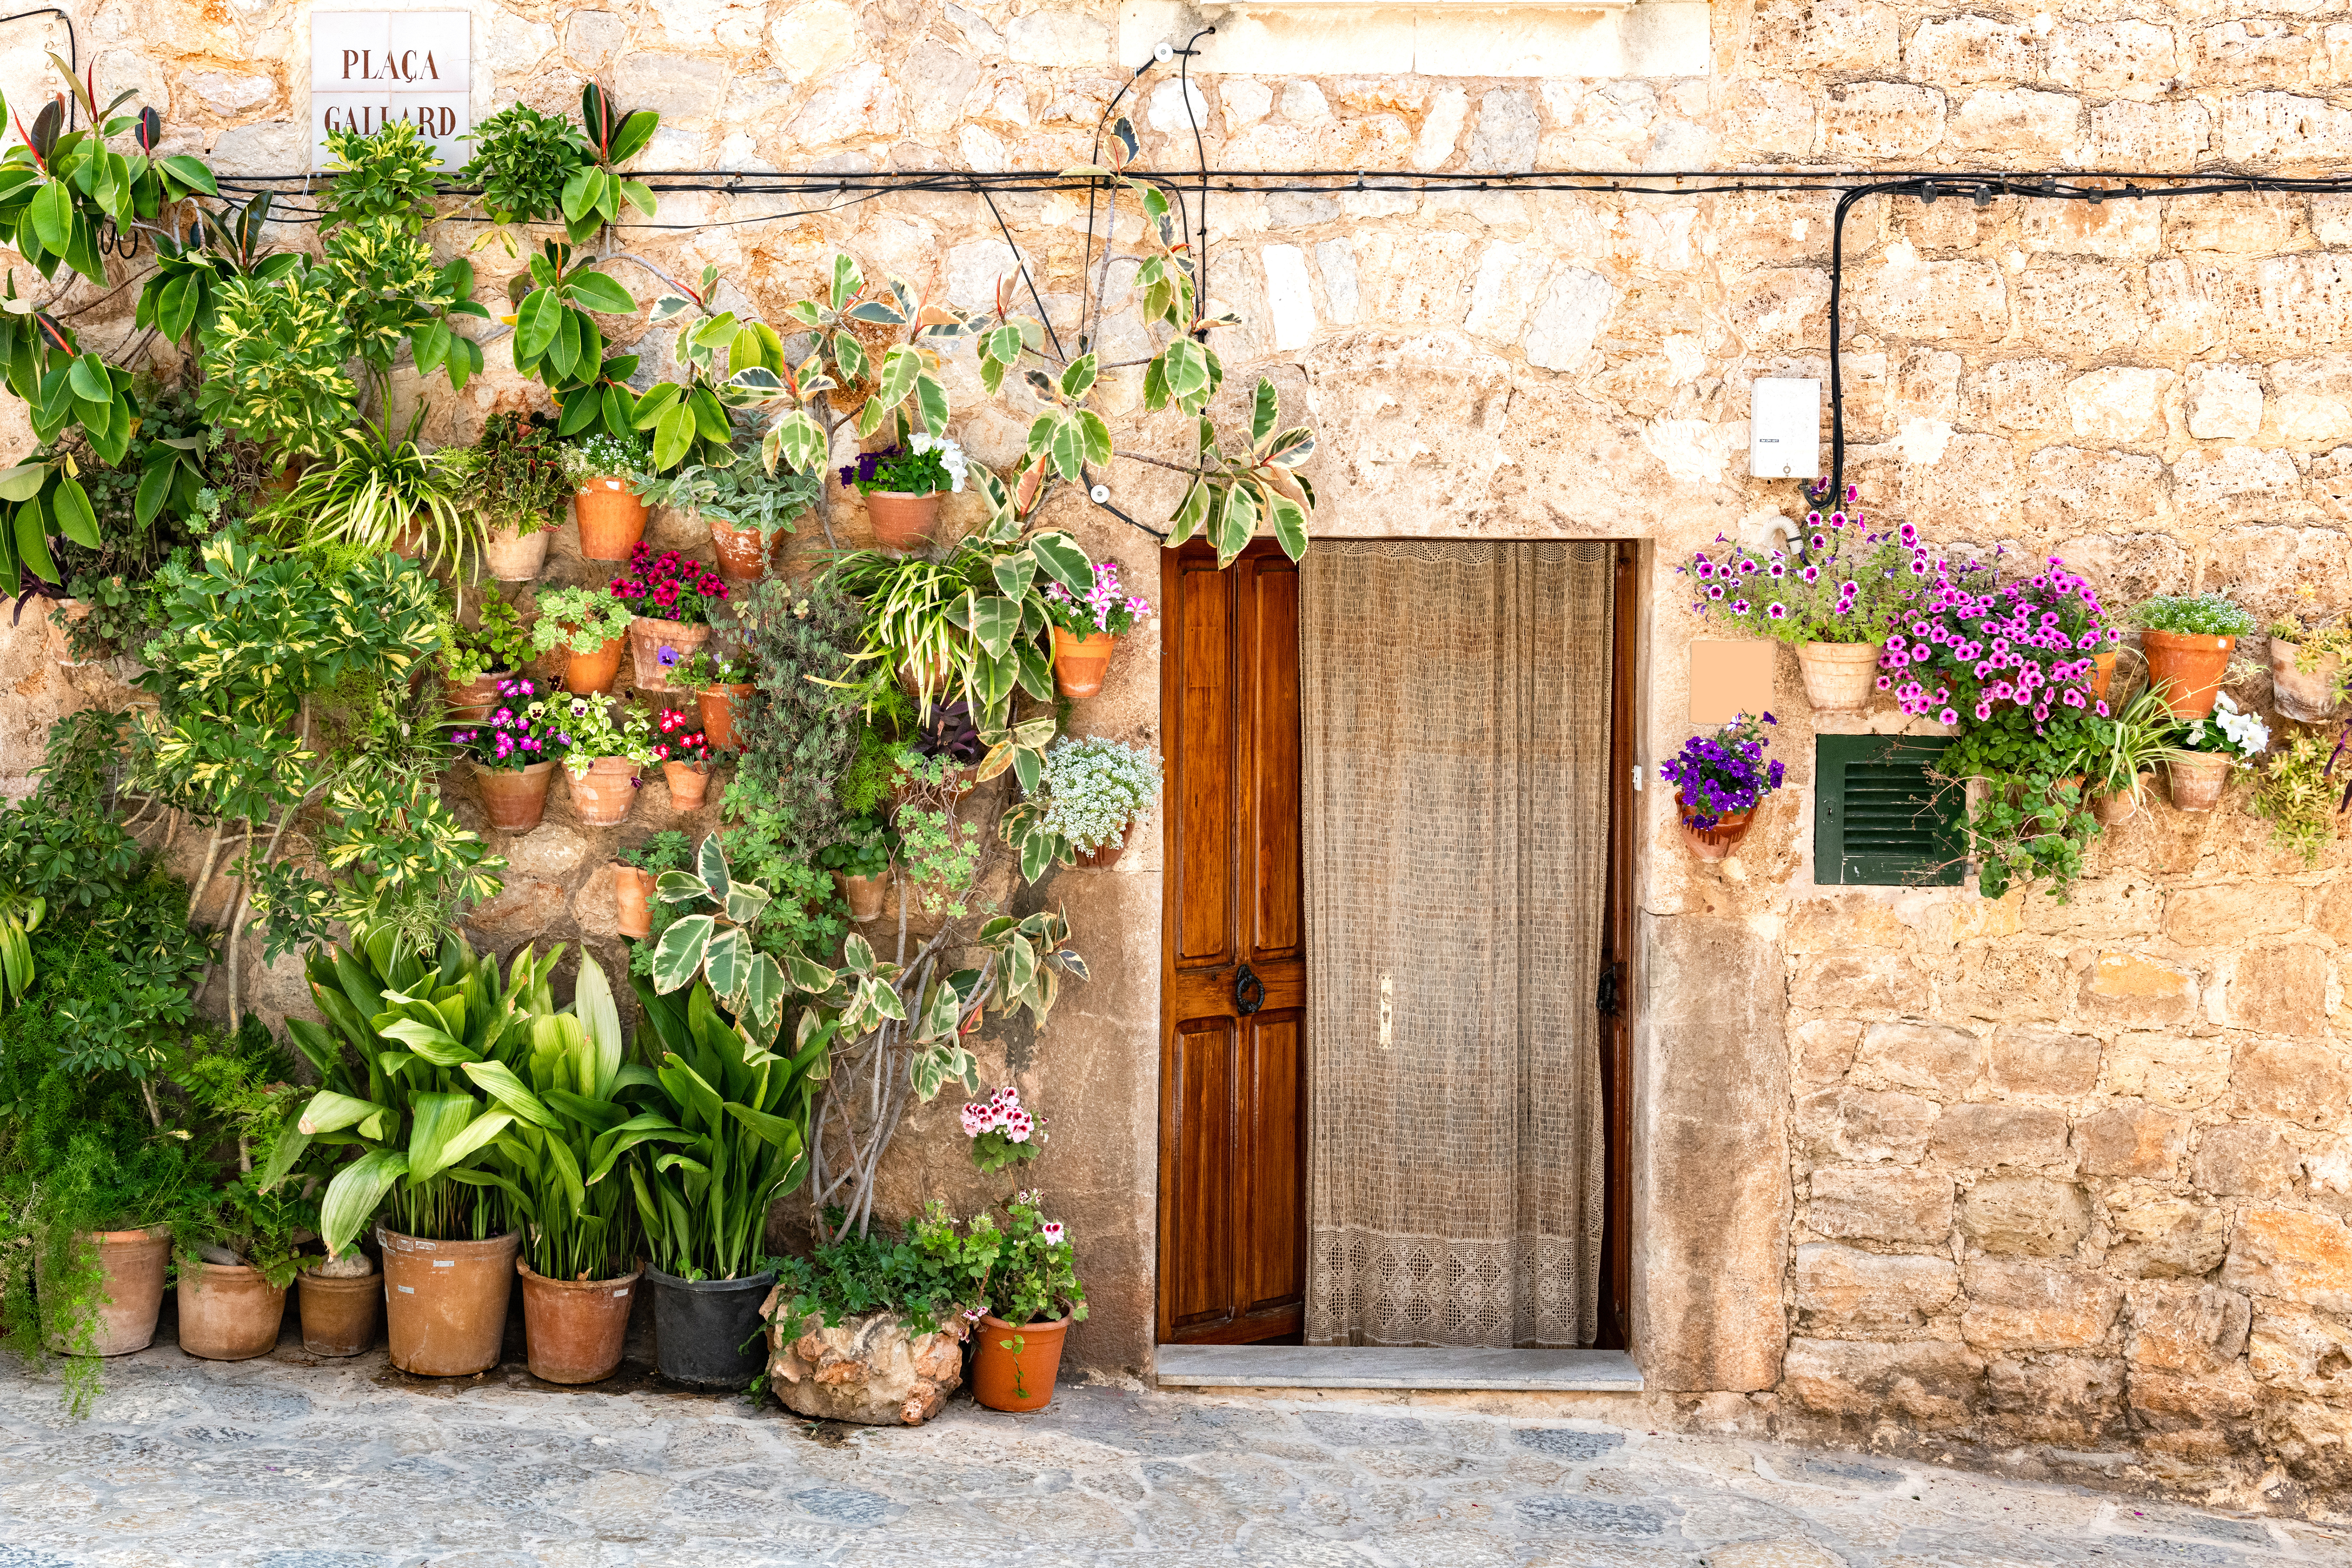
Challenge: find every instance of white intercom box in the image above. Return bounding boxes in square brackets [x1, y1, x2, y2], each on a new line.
[1749, 378, 1821, 479]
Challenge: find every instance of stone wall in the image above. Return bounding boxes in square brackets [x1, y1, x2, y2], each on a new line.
[5, 0, 2352, 1508]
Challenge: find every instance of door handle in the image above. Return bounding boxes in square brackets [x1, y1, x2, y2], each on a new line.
[1234, 962, 1265, 1016]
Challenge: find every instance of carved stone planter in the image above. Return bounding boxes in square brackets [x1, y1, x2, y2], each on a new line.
[764, 1302, 968, 1426]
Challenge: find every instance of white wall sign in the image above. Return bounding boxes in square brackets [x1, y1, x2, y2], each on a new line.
[311, 11, 471, 171]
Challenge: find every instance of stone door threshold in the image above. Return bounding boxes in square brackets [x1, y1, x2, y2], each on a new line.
[1153, 1344, 1644, 1392]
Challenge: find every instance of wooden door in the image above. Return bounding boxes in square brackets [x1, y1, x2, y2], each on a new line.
[1157, 539, 1307, 1346]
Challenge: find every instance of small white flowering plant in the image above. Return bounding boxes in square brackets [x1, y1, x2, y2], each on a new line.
[971, 1191, 1086, 1328]
[961, 1085, 1044, 1175]
[2171, 691, 2270, 765]
[559, 431, 652, 491]
[999, 736, 1165, 881]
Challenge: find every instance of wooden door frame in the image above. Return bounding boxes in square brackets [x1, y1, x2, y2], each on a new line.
[1153, 537, 1643, 1353]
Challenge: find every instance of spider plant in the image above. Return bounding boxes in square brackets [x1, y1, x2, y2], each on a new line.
[2088, 682, 2175, 811]
[260, 412, 477, 575]
[827, 536, 1061, 724]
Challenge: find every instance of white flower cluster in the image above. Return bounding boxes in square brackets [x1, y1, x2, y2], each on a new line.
[2184, 692, 2271, 764]
[908, 432, 968, 493]
[1039, 736, 1163, 852]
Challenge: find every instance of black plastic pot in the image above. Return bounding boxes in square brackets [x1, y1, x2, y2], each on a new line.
[646, 1266, 776, 1390]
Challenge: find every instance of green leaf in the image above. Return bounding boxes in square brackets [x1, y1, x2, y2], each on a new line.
[381, 1017, 475, 1066]
[1214, 480, 1257, 566]
[703, 924, 748, 1003]
[1027, 531, 1092, 595]
[829, 252, 862, 312]
[294, 1089, 390, 1137]
[565, 268, 638, 314]
[740, 953, 787, 1035]
[27, 179, 70, 251]
[1060, 353, 1098, 400]
[725, 1099, 802, 1154]
[461, 1058, 562, 1129]
[574, 952, 624, 1100]
[654, 868, 710, 907]
[608, 110, 660, 167]
[1168, 477, 1208, 547]
[651, 913, 714, 993]
[14, 502, 56, 583]
[1249, 378, 1279, 447]
[696, 834, 732, 904]
[968, 592, 1021, 659]
[514, 287, 562, 366]
[0, 463, 44, 503]
[1078, 409, 1112, 468]
[320, 1149, 407, 1259]
[651, 402, 695, 469]
[1268, 487, 1308, 561]
[912, 372, 948, 434]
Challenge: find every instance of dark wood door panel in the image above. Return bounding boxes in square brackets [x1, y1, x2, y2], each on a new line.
[1242, 1009, 1306, 1321]
[1161, 1018, 1236, 1335]
[1173, 555, 1236, 969]
[1249, 558, 1303, 961]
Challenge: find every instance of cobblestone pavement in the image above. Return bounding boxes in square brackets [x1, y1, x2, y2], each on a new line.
[1, 1340, 2345, 1568]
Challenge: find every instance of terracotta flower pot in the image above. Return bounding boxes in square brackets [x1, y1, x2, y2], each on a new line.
[865, 489, 943, 551]
[2141, 630, 2235, 719]
[707, 518, 772, 583]
[563, 631, 627, 695]
[834, 869, 888, 921]
[259, 454, 308, 499]
[176, 1261, 288, 1361]
[614, 863, 655, 938]
[1075, 835, 1128, 869]
[2270, 637, 2341, 724]
[2092, 784, 2142, 827]
[483, 523, 549, 582]
[664, 759, 712, 809]
[565, 756, 641, 827]
[389, 518, 430, 560]
[2087, 649, 2118, 703]
[44, 1227, 170, 1356]
[972, 1312, 1072, 1412]
[628, 616, 712, 691]
[475, 759, 558, 832]
[2166, 750, 2234, 812]
[574, 480, 647, 560]
[1676, 790, 1755, 861]
[698, 682, 752, 752]
[1794, 641, 1885, 712]
[518, 1260, 641, 1385]
[444, 671, 506, 726]
[1052, 627, 1116, 700]
[379, 1228, 520, 1377]
[296, 1265, 381, 1357]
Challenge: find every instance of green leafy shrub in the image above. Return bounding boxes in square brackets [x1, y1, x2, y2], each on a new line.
[2251, 726, 2345, 865]
[196, 267, 357, 462]
[458, 103, 591, 229]
[1936, 707, 2102, 903]
[531, 584, 634, 655]
[770, 1198, 993, 1335]
[467, 411, 570, 536]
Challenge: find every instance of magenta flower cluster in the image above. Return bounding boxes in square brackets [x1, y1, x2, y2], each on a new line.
[961, 1085, 1034, 1143]
[1043, 558, 1152, 637]
[452, 676, 572, 773]
[1658, 712, 1786, 830]
[1680, 499, 1933, 643]
[1880, 554, 2116, 730]
[611, 541, 729, 625]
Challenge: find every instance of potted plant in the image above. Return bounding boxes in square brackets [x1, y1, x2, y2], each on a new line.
[1890, 552, 2119, 726]
[296, 1245, 381, 1357]
[840, 433, 968, 551]
[559, 431, 653, 560]
[261, 415, 476, 572]
[969, 1193, 1087, 1413]
[2267, 608, 2352, 724]
[510, 954, 646, 1384]
[1658, 712, 1787, 861]
[2165, 691, 2269, 812]
[272, 925, 564, 1377]
[559, 693, 655, 826]
[764, 1200, 981, 1426]
[2130, 592, 2257, 719]
[642, 456, 819, 584]
[439, 590, 533, 724]
[1042, 558, 1152, 699]
[1679, 495, 1934, 712]
[961, 1086, 1044, 1173]
[2252, 724, 2347, 863]
[196, 264, 358, 490]
[614, 542, 731, 689]
[531, 584, 635, 695]
[614, 830, 692, 940]
[678, 649, 755, 752]
[176, 1036, 312, 1362]
[999, 736, 1163, 880]
[2085, 684, 2176, 826]
[468, 411, 570, 580]
[817, 815, 895, 921]
[453, 676, 570, 831]
[653, 707, 717, 809]
[628, 974, 826, 1391]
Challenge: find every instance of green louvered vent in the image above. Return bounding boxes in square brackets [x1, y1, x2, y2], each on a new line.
[1814, 735, 1965, 887]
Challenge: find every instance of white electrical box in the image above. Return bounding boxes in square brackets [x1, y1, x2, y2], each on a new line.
[1749, 378, 1821, 480]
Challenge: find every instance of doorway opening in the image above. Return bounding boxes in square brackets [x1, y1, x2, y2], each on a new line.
[1156, 539, 1638, 1358]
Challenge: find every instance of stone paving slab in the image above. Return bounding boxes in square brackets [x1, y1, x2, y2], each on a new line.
[0, 1338, 2342, 1568]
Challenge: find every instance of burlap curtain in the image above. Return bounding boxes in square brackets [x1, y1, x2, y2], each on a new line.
[1300, 540, 1614, 1349]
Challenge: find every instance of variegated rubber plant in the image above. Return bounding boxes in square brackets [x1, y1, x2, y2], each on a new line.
[649, 833, 791, 1035]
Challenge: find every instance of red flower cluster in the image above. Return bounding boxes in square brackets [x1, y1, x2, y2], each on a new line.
[611, 541, 729, 625]
[652, 707, 715, 764]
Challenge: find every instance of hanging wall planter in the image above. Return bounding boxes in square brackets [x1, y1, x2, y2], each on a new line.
[517, 1260, 641, 1385]
[834, 869, 888, 921]
[565, 757, 641, 827]
[2092, 784, 2143, 827]
[707, 518, 772, 583]
[296, 1260, 381, 1357]
[865, 490, 942, 551]
[176, 1262, 288, 1361]
[1677, 796, 1755, 862]
[45, 1227, 170, 1356]
[2141, 631, 2234, 719]
[574, 480, 647, 560]
[647, 1266, 776, 1390]
[1793, 641, 1885, 712]
[628, 617, 711, 690]
[444, 671, 507, 726]
[971, 1312, 1073, 1412]
[476, 759, 558, 833]
[2166, 751, 2234, 812]
[563, 632, 627, 695]
[1052, 627, 1116, 699]
[698, 681, 751, 752]
[2270, 638, 2341, 724]
[663, 760, 712, 810]
[483, 524, 550, 582]
[2087, 649, 2118, 703]
[379, 1228, 520, 1377]
[614, 863, 655, 938]
[1074, 835, 1129, 869]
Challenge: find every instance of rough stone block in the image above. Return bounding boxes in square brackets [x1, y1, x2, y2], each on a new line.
[1932, 1106, 2071, 1171]
[2306, 1137, 2352, 1216]
[2079, 952, 2199, 1027]
[1907, 15, 2035, 82]
[2218, 92, 2352, 166]
[2103, 1031, 2230, 1111]
[2164, 881, 2307, 945]
[1808, 1165, 1955, 1244]
[2238, 254, 2352, 357]
[2075, 1101, 2192, 1179]
[2047, 21, 2178, 99]
[1959, 1175, 2091, 1257]
[1793, 1019, 1862, 1086]
[2222, 1208, 2352, 1315]
[1818, 82, 1944, 160]
[1856, 1020, 1984, 1100]
[2226, 944, 2330, 1038]
[1966, 358, 2070, 436]
[2195, 1123, 2302, 1198]
[2268, 356, 2352, 446]
[1990, 1023, 2103, 1097]
[2084, 100, 2210, 169]
[2231, 1039, 2352, 1130]
[2126, 1281, 2253, 1372]
[2164, 192, 2310, 256]
[2247, 1305, 2352, 1397]
[1859, 253, 2005, 342]
[1793, 1242, 1960, 1335]
[1791, 953, 1933, 1017]
[1727, 267, 1831, 353]
[2108, 1196, 2232, 1279]
[1795, 1087, 1940, 1166]
[1949, 89, 2082, 159]
[1780, 1338, 1985, 1425]
[2128, 1363, 2260, 1447]
[2190, 21, 2320, 89]
[2016, 264, 2144, 357]
[2019, 444, 2169, 536]
[2187, 367, 2265, 440]
[1899, 433, 2021, 536]
[767, 1305, 968, 1425]
[1962, 1260, 2123, 1351]
[2065, 367, 2172, 444]
[1746, 0, 1900, 70]
[1982, 1352, 2129, 1446]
